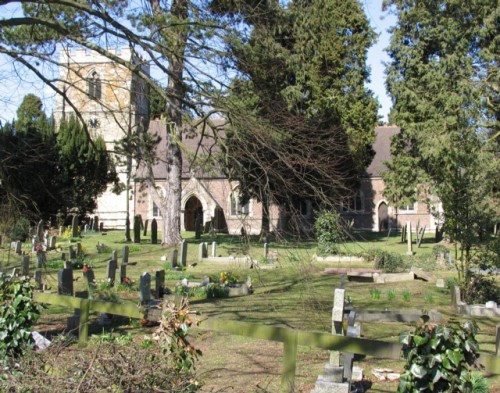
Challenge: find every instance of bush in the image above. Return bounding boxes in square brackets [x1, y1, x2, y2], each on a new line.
[0, 274, 44, 359]
[314, 210, 345, 256]
[374, 251, 404, 272]
[8, 217, 30, 242]
[398, 320, 479, 392]
[462, 273, 500, 304]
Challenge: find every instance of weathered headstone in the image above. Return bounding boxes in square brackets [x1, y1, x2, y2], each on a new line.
[93, 216, 99, 232]
[171, 249, 178, 269]
[264, 242, 269, 258]
[198, 242, 207, 261]
[122, 246, 129, 265]
[106, 259, 118, 285]
[451, 285, 462, 309]
[84, 224, 89, 233]
[84, 268, 96, 289]
[36, 219, 44, 242]
[59, 226, 64, 236]
[406, 222, 414, 255]
[58, 268, 74, 296]
[64, 260, 73, 269]
[89, 217, 94, 231]
[120, 263, 127, 283]
[180, 240, 187, 267]
[140, 272, 151, 304]
[50, 236, 57, 250]
[15, 241, 22, 255]
[69, 245, 76, 260]
[143, 219, 149, 236]
[71, 215, 79, 238]
[99, 222, 104, 232]
[21, 255, 30, 276]
[112, 250, 117, 261]
[417, 226, 426, 248]
[211, 241, 217, 257]
[155, 269, 165, 298]
[34, 269, 42, 290]
[133, 215, 141, 244]
[151, 218, 158, 244]
[76, 242, 83, 257]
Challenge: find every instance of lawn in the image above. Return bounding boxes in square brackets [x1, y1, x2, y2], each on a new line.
[1, 228, 498, 392]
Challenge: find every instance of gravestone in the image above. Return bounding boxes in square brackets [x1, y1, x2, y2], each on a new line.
[36, 219, 44, 242]
[71, 215, 79, 238]
[69, 245, 76, 260]
[151, 219, 158, 244]
[59, 226, 64, 236]
[180, 240, 187, 267]
[76, 242, 83, 257]
[50, 236, 57, 250]
[264, 243, 268, 258]
[58, 268, 74, 296]
[21, 255, 30, 276]
[211, 241, 217, 257]
[400, 223, 406, 243]
[106, 259, 118, 285]
[171, 249, 178, 269]
[120, 263, 127, 283]
[133, 215, 141, 244]
[15, 241, 22, 255]
[34, 269, 42, 289]
[417, 226, 426, 248]
[84, 224, 89, 233]
[342, 311, 361, 382]
[140, 272, 151, 304]
[112, 250, 117, 261]
[93, 216, 99, 231]
[155, 269, 165, 298]
[406, 222, 414, 255]
[143, 219, 149, 236]
[99, 222, 104, 232]
[64, 260, 73, 269]
[36, 247, 46, 268]
[89, 218, 94, 231]
[312, 288, 349, 393]
[122, 246, 129, 265]
[451, 286, 462, 309]
[31, 236, 36, 252]
[84, 268, 96, 289]
[198, 242, 208, 261]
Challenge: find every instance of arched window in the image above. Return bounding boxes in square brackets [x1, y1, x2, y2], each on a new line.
[342, 191, 364, 212]
[230, 191, 249, 216]
[87, 71, 101, 99]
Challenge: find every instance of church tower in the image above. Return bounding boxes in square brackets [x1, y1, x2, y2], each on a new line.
[54, 47, 150, 228]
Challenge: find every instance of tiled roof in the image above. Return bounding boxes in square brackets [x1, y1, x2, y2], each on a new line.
[365, 125, 400, 177]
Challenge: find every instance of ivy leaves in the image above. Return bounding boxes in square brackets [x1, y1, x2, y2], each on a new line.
[398, 320, 479, 392]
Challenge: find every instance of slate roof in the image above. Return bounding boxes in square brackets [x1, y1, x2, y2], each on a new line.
[136, 121, 399, 180]
[365, 125, 400, 177]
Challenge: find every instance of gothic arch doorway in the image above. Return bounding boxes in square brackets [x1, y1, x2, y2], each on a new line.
[378, 202, 388, 231]
[184, 196, 203, 231]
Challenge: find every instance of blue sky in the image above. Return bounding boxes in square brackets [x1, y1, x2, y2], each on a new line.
[0, 0, 395, 124]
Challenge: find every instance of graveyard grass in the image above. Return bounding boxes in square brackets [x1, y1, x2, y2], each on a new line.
[1, 229, 499, 392]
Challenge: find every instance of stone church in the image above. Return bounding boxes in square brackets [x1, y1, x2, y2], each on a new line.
[54, 47, 438, 235]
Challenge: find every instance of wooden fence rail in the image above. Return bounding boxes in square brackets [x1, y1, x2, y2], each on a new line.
[33, 292, 500, 392]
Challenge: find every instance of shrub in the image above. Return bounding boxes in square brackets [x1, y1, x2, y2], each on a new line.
[314, 210, 345, 256]
[374, 251, 404, 272]
[369, 288, 381, 300]
[462, 273, 500, 304]
[402, 289, 411, 302]
[398, 320, 479, 392]
[0, 274, 44, 359]
[387, 289, 396, 301]
[432, 245, 450, 259]
[8, 217, 30, 242]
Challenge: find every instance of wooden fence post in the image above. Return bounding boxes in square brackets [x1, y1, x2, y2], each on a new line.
[79, 298, 90, 345]
[282, 331, 298, 393]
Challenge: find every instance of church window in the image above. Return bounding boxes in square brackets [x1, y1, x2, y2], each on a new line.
[399, 203, 416, 212]
[230, 193, 249, 216]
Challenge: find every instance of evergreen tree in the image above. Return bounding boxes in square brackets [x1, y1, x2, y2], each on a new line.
[216, 0, 378, 233]
[56, 115, 118, 217]
[383, 0, 500, 284]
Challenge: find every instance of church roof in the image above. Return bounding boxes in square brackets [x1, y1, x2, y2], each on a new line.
[365, 125, 400, 177]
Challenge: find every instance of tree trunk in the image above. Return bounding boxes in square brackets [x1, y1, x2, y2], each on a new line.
[150, 0, 188, 247]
